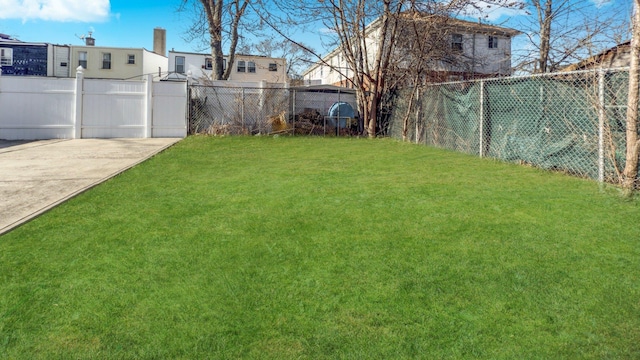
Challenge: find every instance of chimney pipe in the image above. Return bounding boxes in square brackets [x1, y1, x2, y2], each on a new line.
[85, 32, 95, 46]
[153, 28, 166, 57]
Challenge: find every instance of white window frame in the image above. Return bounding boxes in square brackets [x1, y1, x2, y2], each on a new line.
[248, 61, 256, 73]
[269, 63, 278, 72]
[488, 36, 499, 49]
[205, 58, 213, 70]
[237, 60, 246, 72]
[0, 48, 13, 66]
[78, 51, 88, 69]
[175, 56, 185, 74]
[102, 52, 111, 69]
[127, 54, 136, 64]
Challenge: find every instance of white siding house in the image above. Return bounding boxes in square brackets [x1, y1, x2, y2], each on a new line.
[303, 15, 521, 86]
[168, 51, 287, 84]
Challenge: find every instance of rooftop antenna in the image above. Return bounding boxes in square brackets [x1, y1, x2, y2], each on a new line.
[75, 29, 95, 46]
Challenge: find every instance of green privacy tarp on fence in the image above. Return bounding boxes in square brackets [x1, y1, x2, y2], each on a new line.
[422, 82, 481, 155]
[387, 69, 637, 184]
[484, 75, 600, 178]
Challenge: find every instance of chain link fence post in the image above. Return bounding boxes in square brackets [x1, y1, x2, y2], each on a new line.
[598, 68, 606, 183]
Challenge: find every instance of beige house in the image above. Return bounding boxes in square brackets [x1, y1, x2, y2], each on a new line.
[69, 28, 168, 80]
[69, 46, 167, 80]
[168, 51, 288, 84]
[563, 41, 632, 72]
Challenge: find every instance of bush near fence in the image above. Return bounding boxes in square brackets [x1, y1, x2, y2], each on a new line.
[387, 68, 636, 185]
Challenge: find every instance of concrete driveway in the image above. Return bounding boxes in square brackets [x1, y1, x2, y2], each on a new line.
[0, 138, 182, 235]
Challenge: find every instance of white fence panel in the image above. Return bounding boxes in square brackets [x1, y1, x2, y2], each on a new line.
[81, 79, 147, 138]
[0, 77, 76, 140]
[153, 81, 187, 137]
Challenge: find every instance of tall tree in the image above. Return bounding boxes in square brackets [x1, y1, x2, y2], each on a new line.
[515, 0, 630, 73]
[622, 0, 640, 193]
[181, 0, 250, 80]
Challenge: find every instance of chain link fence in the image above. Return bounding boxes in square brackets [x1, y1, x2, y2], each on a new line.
[387, 68, 635, 185]
[189, 84, 359, 136]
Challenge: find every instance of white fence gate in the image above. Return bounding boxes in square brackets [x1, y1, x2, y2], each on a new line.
[0, 69, 187, 140]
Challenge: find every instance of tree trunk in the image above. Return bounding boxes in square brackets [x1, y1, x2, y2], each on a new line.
[203, 0, 224, 80]
[536, 0, 553, 73]
[622, 0, 640, 192]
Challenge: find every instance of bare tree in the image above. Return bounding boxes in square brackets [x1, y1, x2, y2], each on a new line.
[622, 0, 640, 193]
[181, 0, 250, 80]
[515, 0, 630, 73]
[252, 38, 316, 80]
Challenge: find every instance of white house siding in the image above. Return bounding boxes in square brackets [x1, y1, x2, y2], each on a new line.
[458, 33, 512, 75]
[52, 45, 70, 77]
[141, 49, 168, 79]
[303, 20, 519, 85]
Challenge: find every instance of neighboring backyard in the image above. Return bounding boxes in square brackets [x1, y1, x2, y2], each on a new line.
[1, 136, 639, 359]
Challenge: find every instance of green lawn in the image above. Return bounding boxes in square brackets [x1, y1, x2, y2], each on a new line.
[1, 136, 639, 359]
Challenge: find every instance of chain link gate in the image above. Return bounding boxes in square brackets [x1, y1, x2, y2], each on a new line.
[188, 84, 290, 135]
[188, 83, 360, 136]
[387, 68, 635, 185]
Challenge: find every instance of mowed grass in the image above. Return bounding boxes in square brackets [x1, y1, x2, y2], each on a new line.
[1, 136, 639, 359]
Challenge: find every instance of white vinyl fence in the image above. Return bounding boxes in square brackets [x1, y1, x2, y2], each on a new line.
[0, 69, 187, 140]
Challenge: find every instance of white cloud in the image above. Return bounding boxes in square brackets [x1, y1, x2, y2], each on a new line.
[460, 1, 528, 22]
[0, 0, 111, 22]
[590, 0, 612, 8]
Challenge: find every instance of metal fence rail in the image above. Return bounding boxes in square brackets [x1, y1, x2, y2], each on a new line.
[387, 68, 634, 184]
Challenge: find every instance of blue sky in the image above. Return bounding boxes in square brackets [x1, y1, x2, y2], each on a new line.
[0, 0, 198, 52]
[0, 0, 633, 58]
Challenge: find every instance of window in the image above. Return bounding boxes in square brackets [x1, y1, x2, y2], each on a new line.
[127, 54, 135, 64]
[488, 36, 499, 49]
[175, 56, 185, 73]
[237, 60, 246, 72]
[451, 34, 463, 51]
[248, 61, 256, 73]
[78, 51, 87, 69]
[269, 63, 278, 72]
[205, 58, 213, 70]
[102, 53, 111, 69]
[0, 48, 13, 66]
